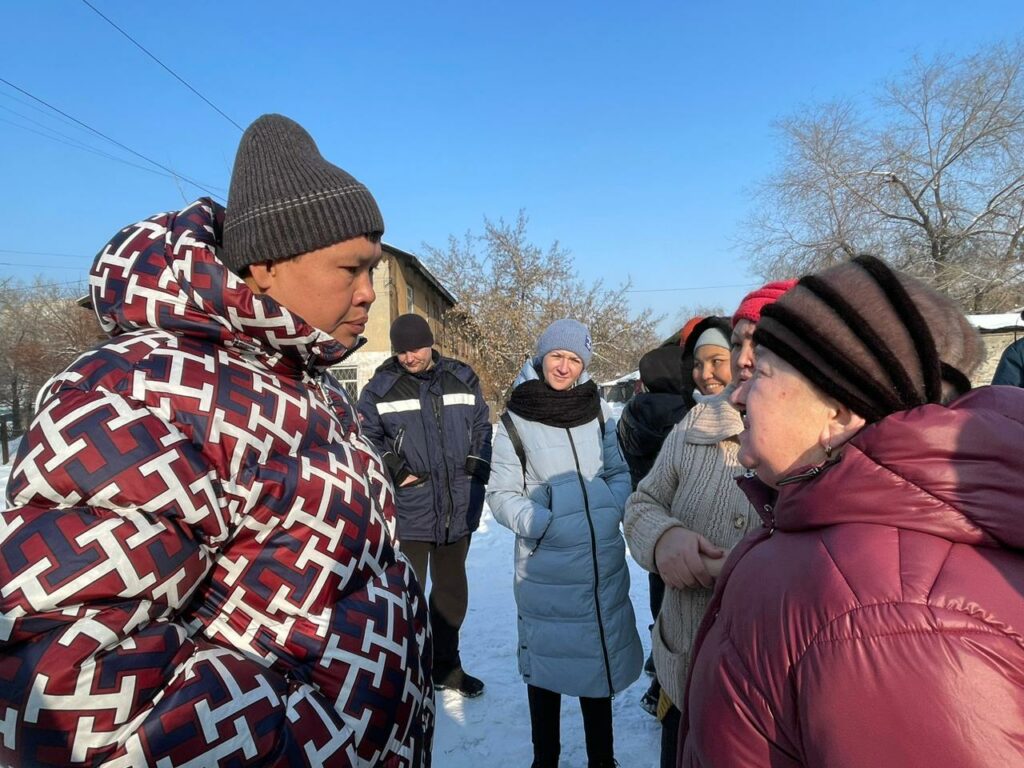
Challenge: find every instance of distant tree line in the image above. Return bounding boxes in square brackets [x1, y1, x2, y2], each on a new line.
[0, 278, 102, 436]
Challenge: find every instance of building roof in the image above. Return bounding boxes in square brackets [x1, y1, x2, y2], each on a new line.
[966, 309, 1024, 331]
[599, 370, 640, 386]
[382, 243, 457, 306]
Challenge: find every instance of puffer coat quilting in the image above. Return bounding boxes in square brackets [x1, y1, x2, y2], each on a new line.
[680, 385, 1024, 768]
[487, 360, 643, 698]
[0, 199, 433, 767]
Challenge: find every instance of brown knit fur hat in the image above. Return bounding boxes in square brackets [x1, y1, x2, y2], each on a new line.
[754, 255, 984, 423]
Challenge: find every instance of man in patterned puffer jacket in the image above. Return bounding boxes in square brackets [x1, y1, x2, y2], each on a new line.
[0, 115, 434, 767]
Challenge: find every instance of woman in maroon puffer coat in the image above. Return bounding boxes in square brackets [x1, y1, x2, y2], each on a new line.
[679, 255, 1024, 768]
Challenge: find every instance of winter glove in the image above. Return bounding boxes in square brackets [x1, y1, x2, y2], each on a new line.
[465, 455, 491, 483]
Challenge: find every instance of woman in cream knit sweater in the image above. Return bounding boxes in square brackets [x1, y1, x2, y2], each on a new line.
[625, 286, 796, 768]
[624, 387, 756, 761]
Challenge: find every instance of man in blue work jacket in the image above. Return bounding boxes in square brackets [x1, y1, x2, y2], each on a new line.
[358, 313, 492, 697]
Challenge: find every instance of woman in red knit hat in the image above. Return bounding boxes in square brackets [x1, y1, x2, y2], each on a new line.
[730, 279, 799, 389]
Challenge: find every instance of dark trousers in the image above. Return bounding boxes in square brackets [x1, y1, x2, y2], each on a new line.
[527, 684, 614, 766]
[660, 704, 681, 768]
[647, 572, 666, 698]
[402, 535, 470, 675]
[649, 571, 665, 620]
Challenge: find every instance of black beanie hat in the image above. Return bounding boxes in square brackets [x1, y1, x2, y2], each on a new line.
[390, 314, 435, 353]
[221, 114, 384, 273]
[755, 255, 984, 423]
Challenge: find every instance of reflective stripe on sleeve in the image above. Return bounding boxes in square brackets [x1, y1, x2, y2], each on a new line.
[442, 393, 476, 407]
[377, 399, 422, 414]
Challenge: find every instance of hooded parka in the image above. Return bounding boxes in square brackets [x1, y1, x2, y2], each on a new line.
[0, 200, 433, 768]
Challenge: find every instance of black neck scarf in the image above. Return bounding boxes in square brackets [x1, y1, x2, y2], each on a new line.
[507, 378, 601, 428]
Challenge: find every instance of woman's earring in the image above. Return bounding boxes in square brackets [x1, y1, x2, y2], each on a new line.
[825, 441, 833, 459]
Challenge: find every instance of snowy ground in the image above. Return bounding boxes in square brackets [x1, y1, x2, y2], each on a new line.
[0, 420, 663, 766]
[433, 504, 661, 767]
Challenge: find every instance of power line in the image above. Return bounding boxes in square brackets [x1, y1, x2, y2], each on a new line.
[0, 77, 226, 201]
[0, 114, 211, 185]
[0, 102, 94, 142]
[0, 262, 88, 272]
[0, 277, 88, 291]
[0, 88, 91, 136]
[625, 282, 760, 293]
[0, 249, 90, 261]
[80, 0, 244, 132]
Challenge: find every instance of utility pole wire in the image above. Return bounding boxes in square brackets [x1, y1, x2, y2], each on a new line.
[0, 77, 225, 201]
[0, 249, 90, 260]
[0, 277, 88, 291]
[0, 113, 225, 188]
[625, 282, 760, 293]
[0, 262, 88, 272]
[1, 88, 91, 135]
[80, 0, 244, 132]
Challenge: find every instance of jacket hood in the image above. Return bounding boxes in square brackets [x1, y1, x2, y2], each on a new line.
[618, 392, 687, 457]
[638, 346, 688, 395]
[769, 386, 1024, 550]
[89, 198, 360, 371]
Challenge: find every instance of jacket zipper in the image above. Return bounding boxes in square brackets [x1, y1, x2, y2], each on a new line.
[774, 455, 841, 488]
[566, 427, 615, 696]
[528, 529, 546, 557]
[313, 374, 333, 409]
[432, 391, 455, 544]
[775, 466, 824, 486]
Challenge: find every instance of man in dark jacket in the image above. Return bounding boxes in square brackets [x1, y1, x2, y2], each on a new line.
[358, 314, 492, 697]
[617, 343, 691, 717]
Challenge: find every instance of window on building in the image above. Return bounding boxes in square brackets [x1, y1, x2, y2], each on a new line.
[407, 284, 415, 312]
[333, 366, 359, 399]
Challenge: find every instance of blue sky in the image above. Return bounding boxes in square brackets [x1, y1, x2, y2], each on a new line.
[2, 1, 1021, 335]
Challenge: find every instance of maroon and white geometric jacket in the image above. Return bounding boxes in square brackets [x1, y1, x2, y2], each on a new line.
[0, 199, 434, 767]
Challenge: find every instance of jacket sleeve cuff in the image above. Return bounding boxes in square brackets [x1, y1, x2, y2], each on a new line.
[382, 451, 412, 485]
[465, 455, 491, 483]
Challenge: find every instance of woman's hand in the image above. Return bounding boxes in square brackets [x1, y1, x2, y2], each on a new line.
[701, 548, 731, 579]
[654, 527, 725, 589]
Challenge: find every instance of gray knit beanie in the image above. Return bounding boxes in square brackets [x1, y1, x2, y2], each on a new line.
[220, 114, 384, 273]
[536, 319, 594, 368]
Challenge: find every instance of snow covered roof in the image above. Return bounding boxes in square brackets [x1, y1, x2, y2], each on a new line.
[966, 309, 1024, 331]
[599, 370, 640, 386]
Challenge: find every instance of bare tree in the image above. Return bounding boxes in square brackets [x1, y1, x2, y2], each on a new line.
[0, 279, 102, 434]
[425, 212, 662, 403]
[745, 41, 1024, 311]
[670, 303, 728, 334]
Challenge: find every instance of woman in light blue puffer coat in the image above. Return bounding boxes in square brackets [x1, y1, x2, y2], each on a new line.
[488, 319, 643, 768]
